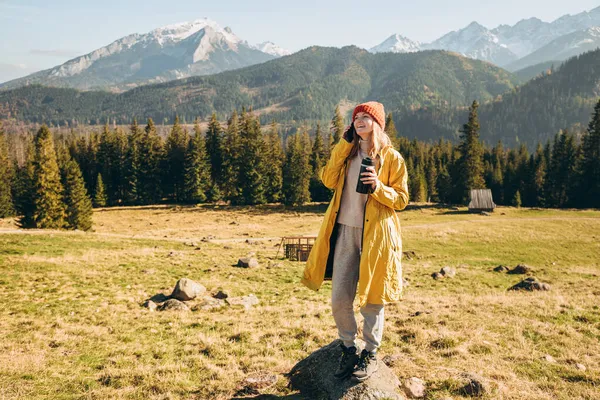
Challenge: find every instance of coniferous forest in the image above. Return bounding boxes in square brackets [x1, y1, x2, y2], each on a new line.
[1, 97, 599, 231]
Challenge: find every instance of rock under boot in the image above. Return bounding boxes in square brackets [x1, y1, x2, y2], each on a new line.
[352, 349, 378, 381]
[333, 344, 359, 379]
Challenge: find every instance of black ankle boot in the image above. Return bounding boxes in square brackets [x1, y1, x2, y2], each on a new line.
[333, 343, 359, 379]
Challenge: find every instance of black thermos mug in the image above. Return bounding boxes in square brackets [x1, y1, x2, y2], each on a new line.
[356, 157, 374, 194]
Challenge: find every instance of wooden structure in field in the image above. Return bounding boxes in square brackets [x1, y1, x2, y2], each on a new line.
[468, 189, 496, 212]
[277, 236, 317, 261]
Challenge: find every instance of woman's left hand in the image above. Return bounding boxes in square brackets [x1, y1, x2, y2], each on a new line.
[360, 166, 379, 190]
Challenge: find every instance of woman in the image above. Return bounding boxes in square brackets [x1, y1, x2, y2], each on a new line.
[302, 101, 409, 381]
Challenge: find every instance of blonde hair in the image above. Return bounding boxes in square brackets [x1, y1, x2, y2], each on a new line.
[347, 121, 392, 160]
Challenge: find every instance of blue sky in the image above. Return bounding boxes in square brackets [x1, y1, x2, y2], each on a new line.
[1, 0, 599, 83]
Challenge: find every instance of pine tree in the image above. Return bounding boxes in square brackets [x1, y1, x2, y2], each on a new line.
[0, 124, 15, 217]
[138, 118, 164, 204]
[205, 112, 223, 187]
[457, 100, 485, 203]
[545, 130, 578, 207]
[183, 118, 210, 204]
[61, 154, 93, 231]
[123, 119, 143, 205]
[425, 155, 437, 202]
[331, 105, 345, 147]
[513, 190, 522, 208]
[164, 116, 190, 202]
[531, 144, 547, 207]
[97, 124, 115, 205]
[112, 127, 129, 204]
[221, 111, 243, 203]
[309, 123, 331, 202]
[385, 112, 398, 147]
[32, 125, 66, 229]
[436, 165, 452, 204]
[282, 132, 311, 206]
[263, 121, 284, 203]
[410, 164, 428, 202]
[238, 113, 267, 205]
[14, 140, 36, 228]
[94, 173, 107, 207]
[581, 99, 600, 208]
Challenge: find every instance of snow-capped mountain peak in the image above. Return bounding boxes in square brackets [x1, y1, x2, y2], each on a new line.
[369, 34, 420, 53]
[2, 17, 289, 91]
[371, 5, 600, 69]
[252, 41, 292, 57]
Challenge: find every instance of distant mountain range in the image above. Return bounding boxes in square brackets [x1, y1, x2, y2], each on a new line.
[370, 6, 600, 71]
[398, 48, 600, 148]
[1, 45, 598, 149]
[2, 7, 599, 92]
[0, 46, 518, 126]
[0, 18, 291, 92]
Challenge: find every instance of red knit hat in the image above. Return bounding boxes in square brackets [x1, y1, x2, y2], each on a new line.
[352, 101, 386, 130]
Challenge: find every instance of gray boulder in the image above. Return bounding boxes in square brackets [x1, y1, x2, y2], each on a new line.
[142, 300, 157, 311]
[193, 297, 226, 311]
[508, 264, 532, 274]
[288, 340, 405, 400]
[509, 277, 551, 291]
[237, 257, 259, 268]
[170, 278, 206, 301]
[157, 299, 189, 312]
[431, 272, 444, 280]
[226, 294, 260, 310]
[403, 377, 426, 398]
[440, 266, 456, 278]
[493, 265, 509, 272]
[458, 373, 488, 397]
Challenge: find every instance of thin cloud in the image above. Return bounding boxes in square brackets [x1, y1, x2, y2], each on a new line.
[30, 49, 81, 57]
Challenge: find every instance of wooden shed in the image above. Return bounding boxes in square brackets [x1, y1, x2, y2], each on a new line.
[277, 236, 317, 261]
[468, 189, 496, 212]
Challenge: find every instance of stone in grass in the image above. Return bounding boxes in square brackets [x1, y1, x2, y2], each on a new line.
[458, 373, 488, 397]
[288, 339, 404, 400]
[241, 371, 278, 391]
[507, 264, 533, 275]
[440, 266, 456, 278]
[576, 363, 587, 371]
[143, 300, 157, 311]
[403, 377, 426, 398]
[213, 290, 228, 299]
[432, 272, 444, 280]
[237, 257, 259, 268]
[193, 297, 226, 311]
[403, 251, 417, 260]
[226, 294, 260, 310]
[509, 277, 551, 291]
[493, 265, 510, 272]
[170, 278, 206, 301]
[542, 354, 556, 363]
[382, 354, 405, 368]
[157, 299, 189, 312]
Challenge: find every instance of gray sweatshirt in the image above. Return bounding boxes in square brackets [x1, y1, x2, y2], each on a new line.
[337, 139, 378, 228]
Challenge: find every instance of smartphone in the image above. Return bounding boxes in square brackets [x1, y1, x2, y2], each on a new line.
[346, 123, 356, 141]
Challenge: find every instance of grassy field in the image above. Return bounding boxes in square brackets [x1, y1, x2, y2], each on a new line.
[0, 204, 599, 399]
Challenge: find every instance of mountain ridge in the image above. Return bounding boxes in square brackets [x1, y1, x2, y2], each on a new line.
[0, 18, 287, 92]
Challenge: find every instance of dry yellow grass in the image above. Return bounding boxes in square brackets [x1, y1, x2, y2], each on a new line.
[0, 204, 599, 399]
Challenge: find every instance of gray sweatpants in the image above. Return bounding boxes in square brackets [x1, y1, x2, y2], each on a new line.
[331, 223, 385, 352]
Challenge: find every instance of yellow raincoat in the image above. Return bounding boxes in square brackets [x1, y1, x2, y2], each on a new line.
[302, 139, 409, 307]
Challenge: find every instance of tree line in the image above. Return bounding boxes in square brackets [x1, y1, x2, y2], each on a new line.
[1, 99, 599, 230]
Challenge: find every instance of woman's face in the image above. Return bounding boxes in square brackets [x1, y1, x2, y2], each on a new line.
[353, 112, 374, 140]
